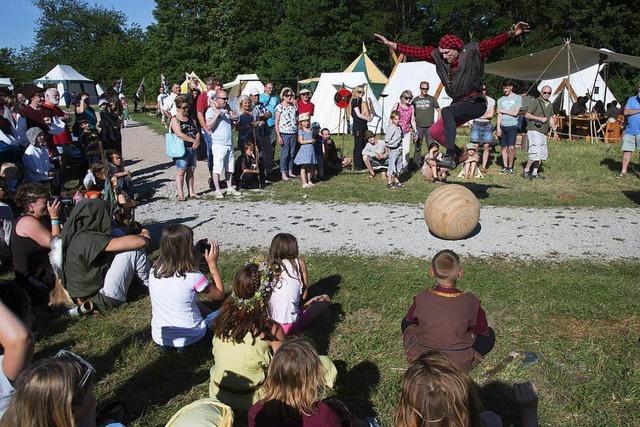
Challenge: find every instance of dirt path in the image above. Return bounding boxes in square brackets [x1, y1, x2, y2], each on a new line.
[122, 123, 640, 260]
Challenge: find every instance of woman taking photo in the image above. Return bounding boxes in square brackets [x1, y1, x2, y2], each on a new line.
[10, 183, 60, 301]
[170, 96, 201, 201]
[274, 88, 298, 181]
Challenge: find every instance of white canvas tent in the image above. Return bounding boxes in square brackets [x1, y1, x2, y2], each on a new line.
[34, 64, 98, 106]
[379, 61, 453, 131]
[224, 74, 264, 111]
[310, 72, 387, 134]
[0, 78, 12, 89]
[537, 64, 616, 115]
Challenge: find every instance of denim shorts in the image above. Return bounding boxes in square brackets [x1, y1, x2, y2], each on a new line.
[499, 125, 518, 147]
[470, 121, 493, 144]
[175, 147, 197, 169]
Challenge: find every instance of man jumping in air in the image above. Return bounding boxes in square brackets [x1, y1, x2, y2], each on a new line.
[374, 22, 529, 169]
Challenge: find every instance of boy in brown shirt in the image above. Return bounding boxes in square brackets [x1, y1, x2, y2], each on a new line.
[402, 249, 495, 372]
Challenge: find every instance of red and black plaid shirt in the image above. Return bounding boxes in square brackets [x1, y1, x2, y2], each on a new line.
[396, 32, 510, 68]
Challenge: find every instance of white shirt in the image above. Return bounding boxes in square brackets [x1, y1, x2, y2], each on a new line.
[22, 145, 52, 183]
[206, 107, 232, 146]
[0, 354, 14, 418]
[475, 96, 495, 123]
[269, 259, 303, 325]
[149, 270, 209, 347]
[161, 93, 178, 116]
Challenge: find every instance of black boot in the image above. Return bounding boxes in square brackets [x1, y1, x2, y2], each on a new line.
[436, 154, 456, 169]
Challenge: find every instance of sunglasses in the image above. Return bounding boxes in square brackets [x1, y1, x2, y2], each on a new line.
[284, 93, 293, 97]
[218, 97, 229, 101]
[420, 87, 429, 90]
[482, 88, 487, 91]
[55, 350, 96, 389]
[403, 97, 411, 100]
[179, 106, 188, 110]
[542, 92, 551, 95]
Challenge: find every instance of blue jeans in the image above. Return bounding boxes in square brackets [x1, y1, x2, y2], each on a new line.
[202, 130, 213, 173]
[280, 133, 296, 173]
[175, 148, 197, 169]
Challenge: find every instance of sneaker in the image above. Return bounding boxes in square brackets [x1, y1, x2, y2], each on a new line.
[499, 167, 508, 174]
[521, 171, 533, 180]
[395, 182, 404, 188]
[436, 154, 456, 169]
[616, 173, 626, 179]
[508, 168, 514, 174]
[387, 183, 395, 190]
[213, 190, 224, 199]
[226, 187, 242, 196]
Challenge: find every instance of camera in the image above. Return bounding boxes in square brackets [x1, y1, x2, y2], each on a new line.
[195, 238, 211, 254]
[534, 121, 542, 128]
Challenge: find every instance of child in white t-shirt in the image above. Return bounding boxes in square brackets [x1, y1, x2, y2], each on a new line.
[149, 224, 225, 349]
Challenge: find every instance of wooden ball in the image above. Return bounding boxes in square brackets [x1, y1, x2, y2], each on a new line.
[424, 184, 480, 240]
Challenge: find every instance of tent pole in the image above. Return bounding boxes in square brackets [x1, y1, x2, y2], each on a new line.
[567, 41, 572, 140]
[588, 63, 601, 144]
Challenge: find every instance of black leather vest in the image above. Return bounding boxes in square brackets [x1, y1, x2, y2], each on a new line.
[431, 42, 483, 101]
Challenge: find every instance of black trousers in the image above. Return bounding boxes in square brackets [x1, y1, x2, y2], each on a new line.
[441, 99, 487, 154]
[472, 327, 496, 356]
[352, 126, 367, 169]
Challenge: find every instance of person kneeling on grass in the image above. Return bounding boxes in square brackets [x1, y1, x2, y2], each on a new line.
[149, 224, 225, 350]
[402, 249, 495, 372]
[385, 111, 404, 189]
[267, 233, 331, 336]
[362, 129, 389, 179]
[233, 142, 265, 190]
[61, 199, 151, 312]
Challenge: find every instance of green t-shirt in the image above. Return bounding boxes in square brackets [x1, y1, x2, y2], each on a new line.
[412, 95, 439, 127]
[497, 93, 522, 127]
[526, 98, 554, 134]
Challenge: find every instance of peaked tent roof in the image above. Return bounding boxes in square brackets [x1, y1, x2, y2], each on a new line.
[485, 42, 640, 81]
[344, 43, 388, 98]
[310, 72, 387, 134]
[378, 61, 452, 131]
[224, 74, 264, 111]
[0, 78, 12, 88]
[35, 64, 92, 83]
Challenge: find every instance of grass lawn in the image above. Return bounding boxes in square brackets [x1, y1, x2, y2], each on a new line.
[32, 252, 640, 426]
[131, 111, 640, 209]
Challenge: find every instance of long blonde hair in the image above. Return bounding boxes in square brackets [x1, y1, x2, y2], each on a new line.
[394, 351, 483, 427]
[0, 358, 94, 427]
[260, 337, 326, 418]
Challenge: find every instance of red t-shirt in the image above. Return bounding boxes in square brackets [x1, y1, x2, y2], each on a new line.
[196, 92, 209, 114]
[297, 100, 315, 116]
[41, 103, 73, 145]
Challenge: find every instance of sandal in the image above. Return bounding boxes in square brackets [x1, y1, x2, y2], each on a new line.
[616, 173, 626, 179]
[367, 174, 375, 180]
[177, 196, 186, 202]
[189, 194, 203, 199]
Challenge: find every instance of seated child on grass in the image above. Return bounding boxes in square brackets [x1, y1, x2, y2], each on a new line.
[149, 224, 225, 349]
[362, 130, 389, 179]
[268, 233, 330, 335]
[402, 249, 495, 372]
[385, 111, 403, 189]
[462, 143, 480, 179]
[233, 142, 264, 190]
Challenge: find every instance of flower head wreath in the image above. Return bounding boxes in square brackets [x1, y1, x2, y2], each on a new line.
[229, 257, 274, 311]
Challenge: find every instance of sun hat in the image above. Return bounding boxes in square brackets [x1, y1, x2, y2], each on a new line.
[466, 142, 476, 150]
[248, 87, 260, 96]
[298, 113, 311, 122]
[98, 98, 109, 106]
[299, 88, 311, 95]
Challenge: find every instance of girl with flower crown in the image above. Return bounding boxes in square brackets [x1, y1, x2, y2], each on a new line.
[209, 263, 285, 417]
[267, 233, 331, 335]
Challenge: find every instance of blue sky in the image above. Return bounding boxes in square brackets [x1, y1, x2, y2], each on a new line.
[0, 0, 156, 51]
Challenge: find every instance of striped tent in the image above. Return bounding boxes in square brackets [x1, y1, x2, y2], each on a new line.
[343, 43, 388, 98]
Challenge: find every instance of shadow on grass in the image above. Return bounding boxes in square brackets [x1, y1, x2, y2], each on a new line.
[305, 275, 343, 354]
[623, 191, 640, 205]
[600, 157, 623, 173]
[478, 380, 519, 426]
[456, 182, 509, 199]
[333, 360, 381, 418]
[112, 342, 212, 423]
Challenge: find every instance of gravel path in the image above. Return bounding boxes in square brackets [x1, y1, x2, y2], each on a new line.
[122, 123, 640, 260]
